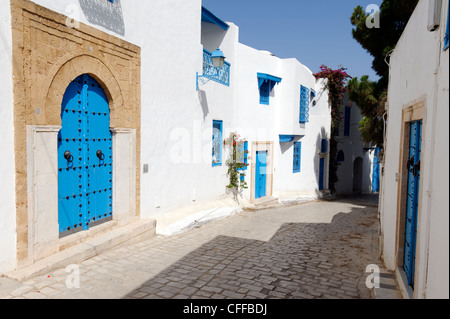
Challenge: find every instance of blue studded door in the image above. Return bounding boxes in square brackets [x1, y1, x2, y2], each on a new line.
[403, 120, 422, 289]
[58, 74, 113, 236]
[255, 151, 267, 199]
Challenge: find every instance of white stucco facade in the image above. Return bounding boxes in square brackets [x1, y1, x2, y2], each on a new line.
[0, 0, 16, 274]
[380, 0, 449, 299]
[233, 44, 331, 203]
[335, 94, 377, 195]
[0, 0, 331, 274]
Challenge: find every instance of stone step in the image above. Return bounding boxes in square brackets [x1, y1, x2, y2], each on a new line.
[244, 196, 284, 211]
[372, 270, 403, 299]
[6, 219, 156, 282]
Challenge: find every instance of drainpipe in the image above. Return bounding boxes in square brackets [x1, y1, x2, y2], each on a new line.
[378, 48, 394, 260]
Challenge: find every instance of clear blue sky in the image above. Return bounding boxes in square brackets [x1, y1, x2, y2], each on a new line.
[202, 0, 382, 81]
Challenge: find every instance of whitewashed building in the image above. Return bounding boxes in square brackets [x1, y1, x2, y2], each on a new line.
[335, 93, 379, 195]
[0, 0, 331, 276]
[379, 0, 449, 299]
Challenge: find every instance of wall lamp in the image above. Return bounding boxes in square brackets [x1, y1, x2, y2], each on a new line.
[196, 48, 226, 91]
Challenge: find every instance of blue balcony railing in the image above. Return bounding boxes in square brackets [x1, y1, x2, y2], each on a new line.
[202, 49, 230, 86]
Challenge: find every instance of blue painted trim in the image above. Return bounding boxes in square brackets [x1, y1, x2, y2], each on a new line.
[319, 158, 325, 191]
[257, 73, 281, 105]
[237, 141, 248, 171]
[337, 150, 345, 162]
[279, 135, 295, 143]
[321, 139, 328, 153]
[293, 142, 301, 173]
[372, 147, 380, 193]
[279, 135, 303, 143]
[255, 151, 267, 199]
[211, 48, 225, 60]
[257, 73, 282, 86]
[198, 49, 230, 89]
[202, 6, 229, 31]
[444, 1, 449, 50]
[212, 120, 223, 167]
[344, 107, 351, 136]
[299, 85, 310, 123]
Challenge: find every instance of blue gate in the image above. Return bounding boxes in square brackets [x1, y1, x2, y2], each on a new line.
[58, 74, 113, 236]
[255, 151, 267, 199]
[403, 120, 422, 288]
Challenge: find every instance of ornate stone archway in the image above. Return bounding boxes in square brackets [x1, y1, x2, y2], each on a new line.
[10, 0, 141, 267]
[44, 54, 125, 127]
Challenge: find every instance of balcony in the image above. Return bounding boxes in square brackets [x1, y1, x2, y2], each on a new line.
[202, 49, 230, 87]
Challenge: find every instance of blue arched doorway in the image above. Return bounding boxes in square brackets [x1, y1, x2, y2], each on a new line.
[58, 74, 113, 237]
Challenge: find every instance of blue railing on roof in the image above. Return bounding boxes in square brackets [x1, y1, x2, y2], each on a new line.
[203, 49, 230, 86]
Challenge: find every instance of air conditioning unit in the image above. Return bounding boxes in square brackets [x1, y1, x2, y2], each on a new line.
[428, 0, 443, 31]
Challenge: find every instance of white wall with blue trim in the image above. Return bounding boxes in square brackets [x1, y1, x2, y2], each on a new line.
[380, 0, 449, 299]
[0, 0, 334, 272]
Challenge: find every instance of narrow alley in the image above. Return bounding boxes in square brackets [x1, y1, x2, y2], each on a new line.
[0, 196, 399, 300]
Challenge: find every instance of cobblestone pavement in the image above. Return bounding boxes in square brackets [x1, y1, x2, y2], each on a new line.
[1, 196, 383, 299]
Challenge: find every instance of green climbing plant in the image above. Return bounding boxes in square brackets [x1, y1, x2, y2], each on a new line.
[223, 132, 248, 192]
[313, 65, 352, 194]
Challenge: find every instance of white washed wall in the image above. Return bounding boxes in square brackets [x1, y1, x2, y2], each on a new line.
[381, 0, 449, 298]
[27, 0, 206, 219]
[0, 0, 17, 274]
[234, 43, 331, 200]
[1, 1, 333, 272]
[335, 96, 375, 195]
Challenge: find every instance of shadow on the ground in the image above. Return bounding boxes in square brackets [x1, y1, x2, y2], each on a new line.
[123, 198, 380, 299]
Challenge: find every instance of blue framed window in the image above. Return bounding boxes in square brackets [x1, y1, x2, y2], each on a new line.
[299, 85, 310, 123]
[212, 120, 223, 167]
[337, 150, 345, 162]
[344, 107, 351, 136]
[257, 73, 282, 105]
[237, 141, 248, 171]
[293, 142, 302, 173]
[259, 81, 270, 105]
[321, 139, 328, 153]
[310, 89, 316, 101]
[444, 1, 449, 50]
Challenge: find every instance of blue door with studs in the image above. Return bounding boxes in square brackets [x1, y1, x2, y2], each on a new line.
[255, 151, 267, 199]
[58, 74, 113, 236]
[403, 120, 422, 288]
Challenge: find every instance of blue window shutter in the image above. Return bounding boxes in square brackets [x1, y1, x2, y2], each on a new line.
[237, 141, 248, 171]
[258, 73, 282, 105]
[259, 81, 270, 105]
[299, 85, 310, 123]
[293, 142, 301, 173]
[243, 141, 248, 169]
[344, 107, 351, 136]
[337, 150, 345, 162]
[444, 2, 449, 50]
[212, 120, 223, 166]
[321, 139, 328, 153]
